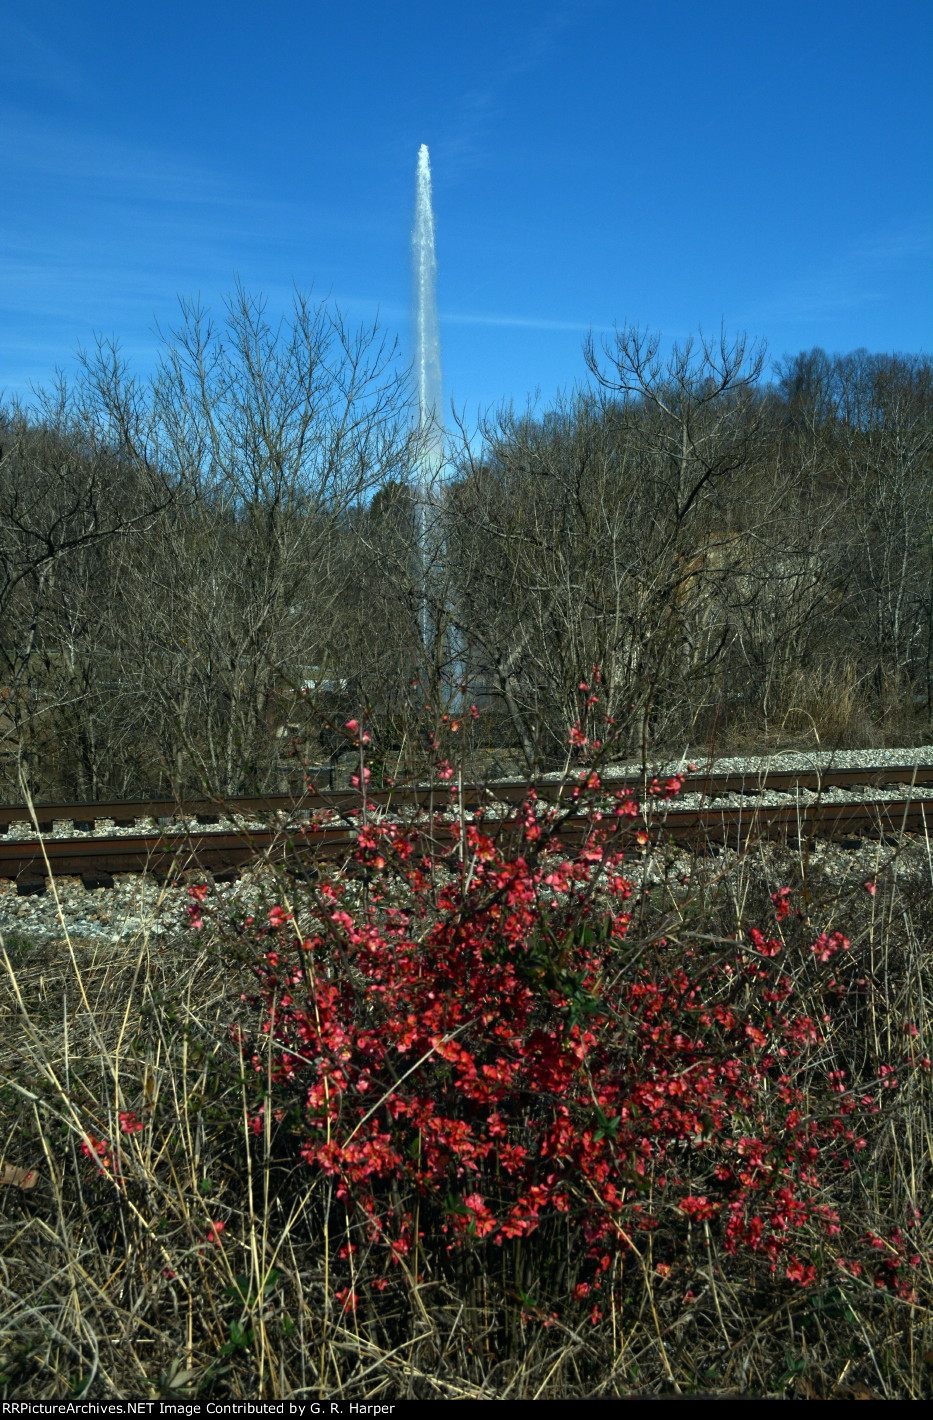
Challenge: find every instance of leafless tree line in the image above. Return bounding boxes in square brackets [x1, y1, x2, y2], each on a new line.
[1, 290, 931, 801]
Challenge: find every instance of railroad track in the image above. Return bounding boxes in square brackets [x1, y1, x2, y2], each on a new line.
[0, 763, 931, 890]
[3, 761, 932, 833]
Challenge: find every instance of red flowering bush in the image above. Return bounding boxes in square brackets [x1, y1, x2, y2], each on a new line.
[7, 684, 931, 1399]
[212, 735, 928, 1323]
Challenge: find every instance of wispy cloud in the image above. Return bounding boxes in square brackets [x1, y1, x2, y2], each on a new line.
[443, 309, 615, 334]
[848, 217, 933, 269]
[438, 0, 608, 174]
[2, 7, 98, 105]
[0, 103, 410, 397]
[747, 214, 932, 329]
[0, 103, 391, 240]
[0, 108, 218, 200]
[0, 104, 396, 310]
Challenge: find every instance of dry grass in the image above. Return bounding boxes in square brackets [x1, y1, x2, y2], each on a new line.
[717, 656, 933, 758]
[0, 808, 931, 1401]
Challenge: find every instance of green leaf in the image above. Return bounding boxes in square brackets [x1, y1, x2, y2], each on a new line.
[223, 1268, 281, 1308]
[219, 1320, 255, 1356]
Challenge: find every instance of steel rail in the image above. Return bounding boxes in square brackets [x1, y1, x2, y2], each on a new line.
[0, 795, 929, 887]
[1, 762, 931, 832]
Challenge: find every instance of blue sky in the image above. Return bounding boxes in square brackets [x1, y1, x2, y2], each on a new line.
[2, 0, 930, 422]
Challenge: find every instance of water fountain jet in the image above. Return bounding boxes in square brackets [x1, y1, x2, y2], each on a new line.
[413, 143, 444, 484]
[412, 144, 444, 654]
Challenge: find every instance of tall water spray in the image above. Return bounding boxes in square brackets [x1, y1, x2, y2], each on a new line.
[412, 144, 444, 651]
[413, 143, 444, 477]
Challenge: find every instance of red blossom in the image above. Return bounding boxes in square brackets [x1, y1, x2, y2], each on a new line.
[222, 740, 927, 1315]
[810, 931, 850, 962]
[749, 927, 782, 957]
[678, 1195, 719, 1220]
[785, 1257, 816, 1285]
[771, 886, 792, 920]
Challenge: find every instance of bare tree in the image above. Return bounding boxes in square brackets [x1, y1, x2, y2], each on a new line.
[0, 393, 175, 795]
[441, 330, 776, 768]
[769, 349, 933, 738]
[583, 325, 768, 525]
[73, 286, 424, 795]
